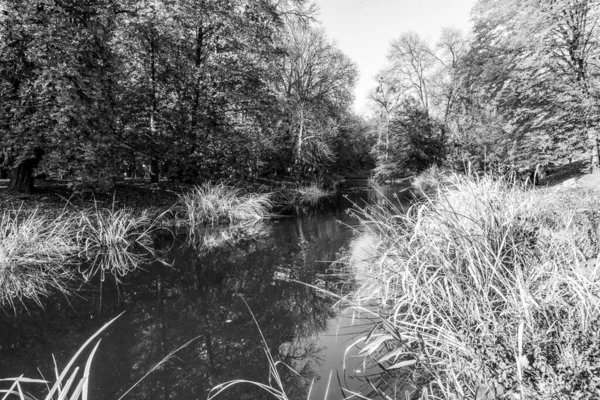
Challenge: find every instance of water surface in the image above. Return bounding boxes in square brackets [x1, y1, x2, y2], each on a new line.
[0, 183, 412, 400]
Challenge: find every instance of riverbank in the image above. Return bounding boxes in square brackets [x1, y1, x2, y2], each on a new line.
[0, 177, 337, 311]
[346, 170, 600, 399]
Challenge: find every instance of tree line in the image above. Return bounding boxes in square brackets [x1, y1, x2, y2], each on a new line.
[370, 0, 600, 179]
[0, 0, 374, 193]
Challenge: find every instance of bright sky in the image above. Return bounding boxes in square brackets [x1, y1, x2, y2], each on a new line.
[316, 0, 477, 114]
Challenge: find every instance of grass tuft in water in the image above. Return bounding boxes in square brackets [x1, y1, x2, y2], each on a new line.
[294, 181, 333, 205]
[178, 182, 272, 228]
[344, 173, 600, 399]
[0, 207, 77, 311]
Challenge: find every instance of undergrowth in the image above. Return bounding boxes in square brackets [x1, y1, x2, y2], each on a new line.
[344, 173, 600, 399]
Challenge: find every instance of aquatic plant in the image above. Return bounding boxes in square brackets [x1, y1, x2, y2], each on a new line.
[177, 182, 272, 228]
[344, 173, 600, 399]
[294, 181, 334, 205]
[209, 299, 323, 400]
[0, 208, 77, 310]
[76, 203, 164, 282]
[1, 314, 200, 400]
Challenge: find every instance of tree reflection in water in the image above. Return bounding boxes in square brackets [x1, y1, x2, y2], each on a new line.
[0, 183, 413, 400]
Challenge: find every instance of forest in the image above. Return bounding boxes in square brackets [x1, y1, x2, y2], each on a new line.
[0, 0, 372, 194]
[2, 0, 598, 193]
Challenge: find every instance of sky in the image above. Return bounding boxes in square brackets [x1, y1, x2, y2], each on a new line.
[316, 0, 477, 114]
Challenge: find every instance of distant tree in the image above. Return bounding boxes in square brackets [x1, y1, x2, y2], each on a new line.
[272, 23, 358, 172]
[388, 98, 445, 172]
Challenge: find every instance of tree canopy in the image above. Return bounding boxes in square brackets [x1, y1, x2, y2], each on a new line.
[0, 0, 368, 192]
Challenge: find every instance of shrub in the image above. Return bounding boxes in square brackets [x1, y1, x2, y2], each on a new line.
[0, 208, 77, 310]
[345, 174, 600, 399]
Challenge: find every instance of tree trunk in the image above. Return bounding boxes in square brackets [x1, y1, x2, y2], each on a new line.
[150, 157, 159, 183]
[588, 128, 600, 170]
[8, 148, 44, 193]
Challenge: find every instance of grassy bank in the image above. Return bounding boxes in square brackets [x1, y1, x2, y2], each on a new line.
[345, 173, 600, 399]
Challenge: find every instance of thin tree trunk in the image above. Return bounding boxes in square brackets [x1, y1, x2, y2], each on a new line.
[296, 107, 304, 161]
[588, 127, 600, 170]
[150, 157, 159, 183]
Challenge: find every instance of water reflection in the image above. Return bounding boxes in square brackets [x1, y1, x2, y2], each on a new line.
[0, 182, 413, 400]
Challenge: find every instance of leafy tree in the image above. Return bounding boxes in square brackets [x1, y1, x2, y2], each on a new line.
[388, 98, 445, 172]
[0, 0, 123, 192]
[272, 22, 358, 173]
[460, 0, 600, 169]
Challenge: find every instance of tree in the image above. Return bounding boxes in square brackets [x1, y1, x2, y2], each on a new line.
[273, 22, 358, 171]
[461, 0, 600, 169]
[0, 0, 123, 192]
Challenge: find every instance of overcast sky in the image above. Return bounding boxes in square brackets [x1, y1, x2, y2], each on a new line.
[316, 0, 477, 114]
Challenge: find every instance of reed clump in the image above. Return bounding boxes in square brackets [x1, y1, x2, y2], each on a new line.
[76, 204, 163, 282]
[0, 208, 77, 310]
[294, 182, 333, 205]
[347, 174, 600, 399]
[177, 182, 273, 228]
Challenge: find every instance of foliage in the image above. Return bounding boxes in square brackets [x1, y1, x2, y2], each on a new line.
[456, 0, 600, 169]
[387, 98, 446, 172]
[0, 208, 77, 310]
[0, 0, 364, 192]
[344, 174, 600, 399]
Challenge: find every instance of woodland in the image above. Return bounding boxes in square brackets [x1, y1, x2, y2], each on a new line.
[2, 0, 599, 194]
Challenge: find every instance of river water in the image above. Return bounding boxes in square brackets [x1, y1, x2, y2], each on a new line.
[0, 182, 412, 400]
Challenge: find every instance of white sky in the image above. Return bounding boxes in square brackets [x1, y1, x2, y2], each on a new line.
[316, 0, 477, 114]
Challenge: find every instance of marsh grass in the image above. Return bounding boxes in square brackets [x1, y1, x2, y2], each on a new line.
[209, 299, 318, 400]
[1, 314, 201, 400]
[344, 173, 600, 399]
[294, 181, 334, 205]
[0, 208, 78, 310]
[178, 182, 273, 229]
[76, 202, 165, 282]
[411, 165, 452, 197]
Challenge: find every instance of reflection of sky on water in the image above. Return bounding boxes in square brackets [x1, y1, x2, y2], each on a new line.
[0, 182, 413, 400]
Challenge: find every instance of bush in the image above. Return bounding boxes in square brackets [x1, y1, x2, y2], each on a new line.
[345, 174, 600, 399]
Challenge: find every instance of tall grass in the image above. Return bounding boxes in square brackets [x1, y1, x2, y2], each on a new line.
[177, 182, 272, 228]
[0, 208, 77, 310]
[76, 203, 165, 282]
[1, 314, 201, 400]
[294, 181, 333, 205]
[345, 174, 600, 399]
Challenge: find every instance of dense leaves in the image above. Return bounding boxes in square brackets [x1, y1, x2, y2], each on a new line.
[0, 0, 363, 192]
[370, 0, 600, 177]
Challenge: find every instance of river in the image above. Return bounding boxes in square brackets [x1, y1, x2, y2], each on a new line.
[0, 182, 412, 400]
